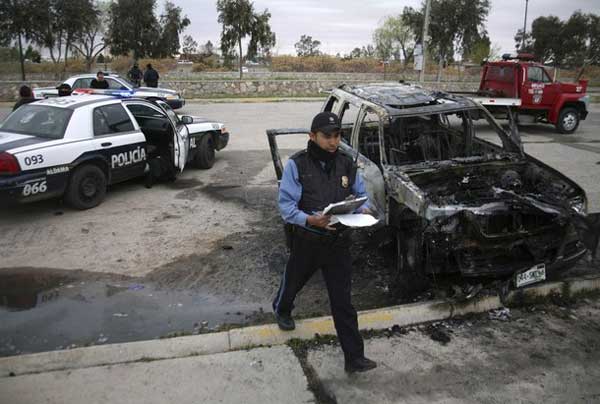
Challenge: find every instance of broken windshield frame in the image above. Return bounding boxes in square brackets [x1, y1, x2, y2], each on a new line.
[377, 105, 522, 169]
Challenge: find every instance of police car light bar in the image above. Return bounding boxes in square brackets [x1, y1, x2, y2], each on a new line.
[501, 53, 535, 61]
[72, 88, 135, 98]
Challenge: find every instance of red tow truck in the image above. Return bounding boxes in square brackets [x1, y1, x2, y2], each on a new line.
[462, 53, 589, 134]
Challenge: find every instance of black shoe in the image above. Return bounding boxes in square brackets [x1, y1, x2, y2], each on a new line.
[274, 311, 295, 331]
[345, 357, 377, 373]
[144, 174, 154, 189]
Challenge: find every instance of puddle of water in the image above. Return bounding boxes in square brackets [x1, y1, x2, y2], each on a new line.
[0, 272, 267, 357]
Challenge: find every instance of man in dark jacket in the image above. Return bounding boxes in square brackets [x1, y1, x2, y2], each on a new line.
[128, 63, 143, 87]
[90, 71, 109, 89]
[13, 85, 36, 111]
[143, 64, 159, 88]
[273, 112, 378, 373]
[57, 83, 72, 96]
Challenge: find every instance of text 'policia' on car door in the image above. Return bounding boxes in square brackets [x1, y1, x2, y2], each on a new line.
[92, 103, 146, 183]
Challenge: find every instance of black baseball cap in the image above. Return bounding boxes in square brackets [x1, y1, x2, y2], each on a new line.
[311, 112, 341, 134]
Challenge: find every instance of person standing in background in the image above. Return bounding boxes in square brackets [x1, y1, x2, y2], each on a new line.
[143, 64, 159, 88]
[13, 85, 36, 111]
[128, 63, 143, 87]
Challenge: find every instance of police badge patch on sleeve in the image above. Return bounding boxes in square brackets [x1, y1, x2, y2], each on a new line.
[341, 175, 349, 188]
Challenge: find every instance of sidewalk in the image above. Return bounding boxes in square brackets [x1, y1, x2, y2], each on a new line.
[1, 275, 600, 404]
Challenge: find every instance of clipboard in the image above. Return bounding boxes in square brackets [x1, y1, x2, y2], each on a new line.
[322, 196, 368, 215]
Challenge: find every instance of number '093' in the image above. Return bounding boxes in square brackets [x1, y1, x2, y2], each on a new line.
[24, 155, 44, 166]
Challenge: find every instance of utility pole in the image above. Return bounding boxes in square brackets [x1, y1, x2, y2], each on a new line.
[521, 0, 529, 50]
[419, 0, 432, 82]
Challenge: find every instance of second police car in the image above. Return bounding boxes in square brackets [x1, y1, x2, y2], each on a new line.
[33, 73, 185, 109]
[0, 95, 229, 209]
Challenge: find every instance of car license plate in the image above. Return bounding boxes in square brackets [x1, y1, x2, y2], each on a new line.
[515, 264, 546, 288]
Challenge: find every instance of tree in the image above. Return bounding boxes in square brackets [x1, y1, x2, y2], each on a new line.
[561, 11, 589, 67]
[71, 1, 108, 72]
[61, 0, 97, 71]
[517, 12, 599, 75]
[0, 46, 20, 61]
[202, 40, 214, 56]
[514, 29, 533, 53]
[0, 0, 35, 80]
[466, 35, 500, 64]
[530, 16, 565, 67]
[181, 35, 197, 59]
[588, 14, 600, 65]
[295, 35, 321, 57]
[401, 0, 491, 80]
[155, 1, 190, 58]
[373, 15, 415, 69]
[361, 45, 376, 58]
[107, 0, 159, 59]
[24, 45, 41, 62]
[217, 0, 276, 79]
[349, 47, 362, 59]
[246, 9, 275, 62]
[28, 0, 96, 72]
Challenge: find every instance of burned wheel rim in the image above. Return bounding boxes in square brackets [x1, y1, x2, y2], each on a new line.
[562, 112, 578, 132]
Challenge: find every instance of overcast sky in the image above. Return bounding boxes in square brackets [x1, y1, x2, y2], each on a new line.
[169, 0, 599, 57]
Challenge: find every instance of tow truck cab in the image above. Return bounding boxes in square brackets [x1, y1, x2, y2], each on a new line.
[478, 53, 589, 134]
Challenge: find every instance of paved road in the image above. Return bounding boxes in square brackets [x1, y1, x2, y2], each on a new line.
[2, 295, 599, 404]
[0, 101, 598, 357]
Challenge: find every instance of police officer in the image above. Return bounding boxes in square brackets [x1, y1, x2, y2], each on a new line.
[128, 63, 143, 87]
[13, 85, 36, 111]
[273, 112, 377, 373]
[57, 83, 72, 96]
[143, 64, 159, 88]
[90, 71, 109, 89]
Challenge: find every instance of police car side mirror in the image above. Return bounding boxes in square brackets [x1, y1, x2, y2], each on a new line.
[181, 116, 193, 125]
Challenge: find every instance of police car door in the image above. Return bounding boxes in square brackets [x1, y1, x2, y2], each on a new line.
[156, 100, 188, 171]
[92, 103, 147, 183]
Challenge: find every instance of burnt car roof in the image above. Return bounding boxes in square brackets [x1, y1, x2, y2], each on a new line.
[337, 83, 478, 116]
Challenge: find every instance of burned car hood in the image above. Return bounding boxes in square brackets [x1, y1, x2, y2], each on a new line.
[384, 153, 587, 222]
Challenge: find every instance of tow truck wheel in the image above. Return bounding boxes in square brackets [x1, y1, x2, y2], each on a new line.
[65, 164, 107, 210]
[193, 134, 215, 169]
[556, 107, 580, 134]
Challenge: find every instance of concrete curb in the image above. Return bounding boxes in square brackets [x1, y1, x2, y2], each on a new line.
[2, 274, 599, 378]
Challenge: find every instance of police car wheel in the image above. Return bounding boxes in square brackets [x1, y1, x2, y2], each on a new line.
[193, 134, 215, 169]
[65, 165, 107, 210]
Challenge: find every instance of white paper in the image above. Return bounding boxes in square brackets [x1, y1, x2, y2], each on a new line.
[329, 214, 378, 228]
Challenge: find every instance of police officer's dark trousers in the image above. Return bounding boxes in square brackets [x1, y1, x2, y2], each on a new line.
[273, 230, 364, 362]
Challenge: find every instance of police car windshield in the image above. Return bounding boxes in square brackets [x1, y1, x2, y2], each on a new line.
[1, 105, 72, 139]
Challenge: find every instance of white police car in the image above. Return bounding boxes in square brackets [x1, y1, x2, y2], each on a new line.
[33, 74, 185, 109]
[0, 95, 229, 209]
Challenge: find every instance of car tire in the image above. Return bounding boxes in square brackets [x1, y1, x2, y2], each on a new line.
[193, 134, 215, 169]
[65, 164, 107, 210]
[556, 107, 580, 134]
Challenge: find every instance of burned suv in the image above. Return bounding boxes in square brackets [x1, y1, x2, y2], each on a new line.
[268, 83, 588, 288]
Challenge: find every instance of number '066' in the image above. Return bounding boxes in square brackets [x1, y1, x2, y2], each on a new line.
[22, 181, 47, 196]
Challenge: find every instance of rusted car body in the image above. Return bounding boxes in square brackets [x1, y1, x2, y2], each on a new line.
[267, 83, 588, 283]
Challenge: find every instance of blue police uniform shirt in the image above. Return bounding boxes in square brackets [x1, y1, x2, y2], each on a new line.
[278, 158, 370, 227]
